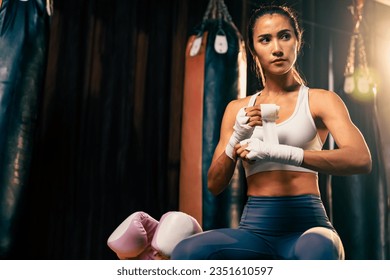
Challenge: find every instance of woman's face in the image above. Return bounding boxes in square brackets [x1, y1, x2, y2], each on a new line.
[252, 13, 298, 77]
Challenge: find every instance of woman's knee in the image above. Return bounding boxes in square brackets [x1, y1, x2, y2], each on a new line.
[171, 234, 211, 260]
[294, 227, 345, 260]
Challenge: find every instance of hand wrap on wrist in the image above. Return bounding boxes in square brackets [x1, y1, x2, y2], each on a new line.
[225, 107, 254, 160]
[240, 138, 304, 166]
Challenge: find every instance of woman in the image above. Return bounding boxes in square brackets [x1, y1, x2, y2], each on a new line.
[171, 5, 372, 260]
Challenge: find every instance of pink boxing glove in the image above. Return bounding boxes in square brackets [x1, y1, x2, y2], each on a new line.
[151, 211, 202, 259]
[107, 211, 159, 260]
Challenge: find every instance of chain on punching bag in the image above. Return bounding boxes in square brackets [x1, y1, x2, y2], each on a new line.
[179, 0, 247, 230]
[0, 0, 52, 257]
[343, 0, 376, 102]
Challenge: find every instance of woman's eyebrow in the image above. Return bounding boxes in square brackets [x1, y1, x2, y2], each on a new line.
[277, 29, 293, 35]
[257, 29, 292, 38]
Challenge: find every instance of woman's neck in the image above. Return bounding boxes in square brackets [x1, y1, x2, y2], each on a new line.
[262, 74, 300, 96]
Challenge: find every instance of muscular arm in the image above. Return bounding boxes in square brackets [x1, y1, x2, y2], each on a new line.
[207, 98, 261, 195]
[207, 101, 239, 195]
[301, 89, 372, 175]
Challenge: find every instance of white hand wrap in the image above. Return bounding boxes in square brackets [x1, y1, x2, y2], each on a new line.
[240, 138, 304, 166]
[261, 104, 280, 144]
[225, 107, 255, 160]
[152, 211, 202, 258]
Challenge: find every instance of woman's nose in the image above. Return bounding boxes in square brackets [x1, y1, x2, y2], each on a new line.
[272, 41, 283, 57]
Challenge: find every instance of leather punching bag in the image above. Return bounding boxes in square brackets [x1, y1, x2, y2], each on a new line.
[179, 0, 247, 230]
[0, 0, 51, 257]
[332, 0, 388, 259]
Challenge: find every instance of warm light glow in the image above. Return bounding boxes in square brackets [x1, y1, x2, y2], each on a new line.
[372, 13, 390, 102]
[374, 0, 390, 7]
[344, 67, 377, 102]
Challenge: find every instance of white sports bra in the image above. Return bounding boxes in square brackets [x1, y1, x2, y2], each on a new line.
[243, 85, 323, 177]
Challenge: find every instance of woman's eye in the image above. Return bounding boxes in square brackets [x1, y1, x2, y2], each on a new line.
[281, 33, 291, 40]
[259, 37, 270, 43]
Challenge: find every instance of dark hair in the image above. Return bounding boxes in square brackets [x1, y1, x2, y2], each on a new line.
[247, 5, 305, 86]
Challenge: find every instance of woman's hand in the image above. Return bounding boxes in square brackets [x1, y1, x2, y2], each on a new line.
[225, 105, 262, 160]
[235, 138, 303, 166]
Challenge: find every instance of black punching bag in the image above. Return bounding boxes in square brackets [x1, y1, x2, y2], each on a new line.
[179, 0, 247, 230]
[332, 91, 388, 259]
[332, 2, 388, 259]
[0, 0, 51, 257]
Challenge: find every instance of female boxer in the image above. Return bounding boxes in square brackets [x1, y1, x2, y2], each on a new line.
[171, 4, 371, 260]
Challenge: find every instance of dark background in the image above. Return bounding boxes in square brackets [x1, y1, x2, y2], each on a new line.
[2, 0, 390, 259]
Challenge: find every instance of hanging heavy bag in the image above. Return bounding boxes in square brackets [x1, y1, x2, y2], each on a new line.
[0, 0, 51, 257]
[332, 0, 388, 259]
[179, 0, 247, 230]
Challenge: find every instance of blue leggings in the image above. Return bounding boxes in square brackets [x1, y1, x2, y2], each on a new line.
[171, 195, 344, 260]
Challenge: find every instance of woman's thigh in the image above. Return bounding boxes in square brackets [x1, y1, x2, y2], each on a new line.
[171, 228, 277, 260]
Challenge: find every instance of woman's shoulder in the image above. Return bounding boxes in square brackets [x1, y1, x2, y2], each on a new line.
[226, 93, 257, 111]
[307, 87, 344, 103]
[307, 87, 348, 115]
